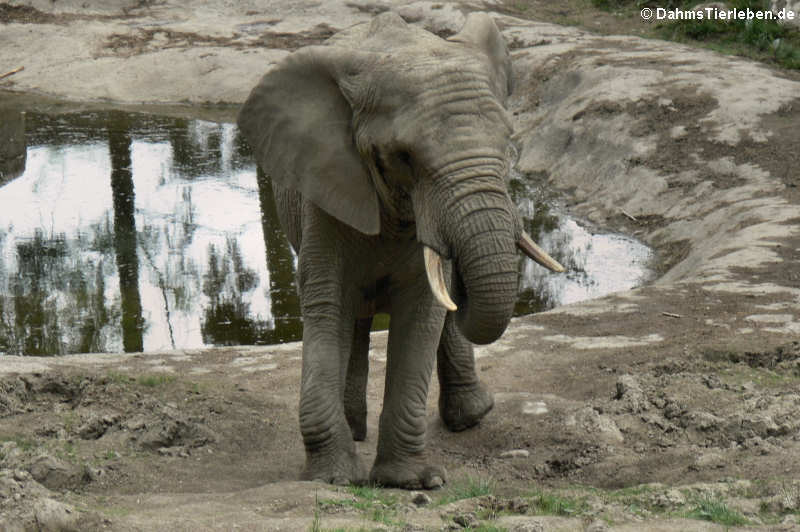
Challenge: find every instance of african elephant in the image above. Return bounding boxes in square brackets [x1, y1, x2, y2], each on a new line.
[238, 11, 563, 489]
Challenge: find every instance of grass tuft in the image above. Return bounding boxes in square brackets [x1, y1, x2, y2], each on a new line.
[137, 374, 176, 387]
[685, 496, 749, 526]
[438, 475, 496, 505]
[530, 491, 586, 517]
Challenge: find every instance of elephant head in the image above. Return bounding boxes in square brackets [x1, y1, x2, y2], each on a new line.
[238, 12, 562, 345]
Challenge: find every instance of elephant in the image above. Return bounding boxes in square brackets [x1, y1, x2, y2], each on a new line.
[237, 11, 563, 489]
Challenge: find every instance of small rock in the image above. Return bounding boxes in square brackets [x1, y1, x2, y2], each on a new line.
[78, 414, 119, 440]
[742, 414, 781, 437]
[650, 488, 686, 509]
[410, 491, 432, 506]
[86, 467, 105, 481]
[585, 519, 609, 532]
[512, 521, 544, 532]
[685, 410, 722, 431]
[33, 498, 82, 532]
[573, 407, 624, 444]
[782, 514, 799, 525]
[453, 512, 478, 528]
[615, 374, 648, 413]
[28, 455, 90, 491]
[500, 449, 530, 459]
[692, 451, 725, 469]
[0, 477, 18, 498]
[522, 401, 548, 416]
[13, 469, 31, 482]
[508, 496, 530, 514]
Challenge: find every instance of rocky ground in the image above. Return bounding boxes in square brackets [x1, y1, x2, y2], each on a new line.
[1, 0, 799, 530]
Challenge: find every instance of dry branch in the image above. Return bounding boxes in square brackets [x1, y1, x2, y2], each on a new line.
[0, 66, 24, 81]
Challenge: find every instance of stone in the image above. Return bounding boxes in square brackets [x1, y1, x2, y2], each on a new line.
[585, 519, 609, 532]
[500, 449, 530, 459]
[410, 491, 432, 507]
[453, 512, 478, 528]
[614, 375, 648, 413]
[507, 496, 530, 514]
[512, 521, 544, 532]
[28, 455, 89, 491]
[32, 498, 82, 532]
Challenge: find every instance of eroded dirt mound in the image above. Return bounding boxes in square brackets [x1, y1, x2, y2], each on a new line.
[0, 343, 799, 530]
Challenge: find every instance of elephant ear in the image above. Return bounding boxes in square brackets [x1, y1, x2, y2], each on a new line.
[238, 47, 380, 235]
[448, 13, 513, 103]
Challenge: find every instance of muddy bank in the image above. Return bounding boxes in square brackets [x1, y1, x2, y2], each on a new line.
[1, 1, 799, 530]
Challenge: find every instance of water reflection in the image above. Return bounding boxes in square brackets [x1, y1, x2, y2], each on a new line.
[0, 110, 296, 355]
[0, 109, 652, 356]
[0, 109, 26, 184]
[510, 169, 653, 313]
[108, 112, 144, 352]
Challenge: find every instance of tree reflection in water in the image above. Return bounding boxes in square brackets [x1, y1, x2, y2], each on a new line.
[0, 108, 26, 185]
[256, 166, 302, 343]
[2, 230, 114, 356]
[108, 112, 144, 352]
[0, 110, 311, 354]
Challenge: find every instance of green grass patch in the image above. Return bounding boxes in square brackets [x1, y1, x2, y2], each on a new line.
[684, 496, 749, 526]
[315, 485, 405, 529]
[137, 374, 177, 388]
[530, 490, 588, 517]
[105, 372, 177, 388]
[663, 9, 800, 69]
[0, 435, 36, 454]
[437, 475, 496, 505]
[591, 0, 800, 69]
[57, 440, 78, 462]
[106, 371, 134, 385]
[346, 484, 399, 507]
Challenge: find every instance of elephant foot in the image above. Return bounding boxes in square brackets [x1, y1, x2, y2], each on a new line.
[301, 447, 367, 486]
[370, 456, 447, 490]
[439, 381, 494, 432]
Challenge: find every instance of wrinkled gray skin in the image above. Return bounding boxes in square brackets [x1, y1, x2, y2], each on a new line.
[239, 12, 533, 489]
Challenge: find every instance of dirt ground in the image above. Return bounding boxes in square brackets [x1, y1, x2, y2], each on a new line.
[1, 1, 800, 531]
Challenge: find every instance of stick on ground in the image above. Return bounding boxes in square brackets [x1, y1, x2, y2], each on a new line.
[0, 66, 24, 81]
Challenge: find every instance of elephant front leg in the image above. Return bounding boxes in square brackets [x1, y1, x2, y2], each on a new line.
[437, 312, 494, 432]
[299, 310, 367, 485]
[296, 233, 367, 484]
[370, 275, 448, 489]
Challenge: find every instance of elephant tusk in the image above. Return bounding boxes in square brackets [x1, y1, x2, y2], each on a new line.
[423, 246, 458, 311]
[517, 231, 566, 273]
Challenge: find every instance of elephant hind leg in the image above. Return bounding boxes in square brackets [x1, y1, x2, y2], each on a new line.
[437, 312, 494, 432]
[345, 317, 372, 441]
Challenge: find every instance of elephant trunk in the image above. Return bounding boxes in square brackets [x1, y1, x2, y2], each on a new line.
[414, 163, 519, 345]
[449, 196, 518, 345]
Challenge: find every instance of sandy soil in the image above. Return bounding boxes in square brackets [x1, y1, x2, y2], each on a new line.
[1, 1, 799, 530]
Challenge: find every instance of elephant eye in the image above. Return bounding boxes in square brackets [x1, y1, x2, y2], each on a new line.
[371, 147, 415, 189]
